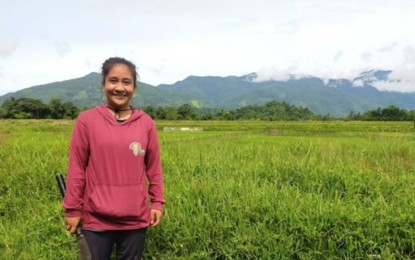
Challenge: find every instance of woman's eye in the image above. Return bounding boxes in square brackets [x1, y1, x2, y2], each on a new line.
[109, 78, 118, 84]
[122, 80, 132, 85]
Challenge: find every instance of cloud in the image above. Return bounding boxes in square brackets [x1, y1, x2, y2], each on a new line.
[149, 57, 166, 75]
[369, 46, 415, 92]
[352, 79, 364, 87]
[0, 38, 19, 58]
[379, 42, 397, 52]
[254, 68, 292, 82]
[2, 0, 415, 93]
[54, 41, 72, 57]
[83, 59, 93, 70]
[372, 80, 415, 92]
[333, 51, 343, 62]
[371, 64, 415, 92]
[360, 52, 373, 62]
[402, 45, 415, 64]
[254, 61, 310, 82]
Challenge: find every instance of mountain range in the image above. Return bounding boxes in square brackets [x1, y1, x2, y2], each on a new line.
[1, 70, 414, 117]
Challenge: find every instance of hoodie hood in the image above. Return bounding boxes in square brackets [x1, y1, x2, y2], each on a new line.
[97, 104, 145, 125]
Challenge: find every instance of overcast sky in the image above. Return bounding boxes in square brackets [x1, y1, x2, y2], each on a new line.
[1, 0, 414, 95]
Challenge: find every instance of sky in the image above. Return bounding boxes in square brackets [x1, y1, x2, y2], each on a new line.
[1, 0, 415, 96]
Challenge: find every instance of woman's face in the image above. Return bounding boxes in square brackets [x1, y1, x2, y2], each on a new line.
[103, 63, 135, 109]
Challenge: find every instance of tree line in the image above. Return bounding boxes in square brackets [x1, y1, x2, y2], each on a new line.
[0, 98, 79, 119]
[346, 105, 415, 121]
[0, 97, 414, 121]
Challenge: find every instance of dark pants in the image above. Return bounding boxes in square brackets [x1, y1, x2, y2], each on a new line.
[83, 228, 147, 260]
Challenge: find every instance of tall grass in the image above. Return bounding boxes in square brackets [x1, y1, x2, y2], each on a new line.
[0, 120, 414, 259]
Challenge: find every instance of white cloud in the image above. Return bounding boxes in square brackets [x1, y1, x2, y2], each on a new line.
[1, 0, 415, 93]
[360, 53, 373, 62]
[402, 46, 415, 64]
[369, 46, 415, 92]
[54, 41, 72, 58]
[254, 68, 292, 82]
[379, 42, 398, 53]
[372, 80, 415, 92]
[333, 51, 343, 63]
[0, 38, 18, 58]
[373, 64, 415, 92]
[352, 79, 365, 87]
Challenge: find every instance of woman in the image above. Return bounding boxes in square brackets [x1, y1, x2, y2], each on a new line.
[63, 57, 165, 259]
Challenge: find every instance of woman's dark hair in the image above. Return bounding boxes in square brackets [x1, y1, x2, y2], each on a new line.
[101, 57, 139, 89]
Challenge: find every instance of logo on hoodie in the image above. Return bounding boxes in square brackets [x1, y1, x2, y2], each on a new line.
[129, 142, 145, 156]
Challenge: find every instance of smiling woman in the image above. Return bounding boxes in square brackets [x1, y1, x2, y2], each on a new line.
[62, 57, 165, 260]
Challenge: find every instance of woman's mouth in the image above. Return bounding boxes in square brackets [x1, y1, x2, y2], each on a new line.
[113, 94, 127, 99]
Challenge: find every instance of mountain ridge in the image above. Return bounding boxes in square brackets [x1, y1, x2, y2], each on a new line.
[1, 70, 414, 117]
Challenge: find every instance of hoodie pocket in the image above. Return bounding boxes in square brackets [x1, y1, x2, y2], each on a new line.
[88, 184, 148, 220]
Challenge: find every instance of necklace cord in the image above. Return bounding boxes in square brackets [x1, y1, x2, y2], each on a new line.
[106, 105, 133, 119]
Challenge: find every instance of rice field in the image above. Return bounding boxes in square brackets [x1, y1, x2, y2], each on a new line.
[0, 119, 415, 259]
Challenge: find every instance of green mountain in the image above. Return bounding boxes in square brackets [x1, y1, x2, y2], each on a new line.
[1, 70, 414, 117]
[0, 72, 186, 109]
[157, 71, 415, 117]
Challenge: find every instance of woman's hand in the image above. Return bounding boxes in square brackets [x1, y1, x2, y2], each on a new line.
[150, 209, 163, 227]
[65, 216, 81, 233]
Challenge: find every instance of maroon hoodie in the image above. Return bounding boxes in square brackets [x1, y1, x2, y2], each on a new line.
[63, 104, 165, 230]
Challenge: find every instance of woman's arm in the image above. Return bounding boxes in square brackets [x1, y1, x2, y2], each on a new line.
[145, 120, 165, 212]
[63, 115, 90, 219]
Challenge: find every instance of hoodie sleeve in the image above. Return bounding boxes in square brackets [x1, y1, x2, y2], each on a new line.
[63, 114, 90, 217]
[145, 120, 165, 211]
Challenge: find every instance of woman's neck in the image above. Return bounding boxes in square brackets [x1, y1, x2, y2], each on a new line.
[106, 105, 133, 120]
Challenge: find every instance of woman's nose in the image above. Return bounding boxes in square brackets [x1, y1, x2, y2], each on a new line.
[114, 85, 125, 92]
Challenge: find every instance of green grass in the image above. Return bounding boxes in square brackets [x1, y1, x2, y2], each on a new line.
[0, 120, 415, 259]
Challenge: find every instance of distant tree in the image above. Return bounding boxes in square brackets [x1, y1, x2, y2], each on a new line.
[199, 113, 214, 120]
[143, 106, 156, 119]
[215, 109, 231, 120]
[346, 111, 360, 120]
[177, 104, 196, 120]
[24, 98, 49, 118]
[0, 107, 5, 118]
[0, 98, 16, 118]
[49, 99, 66, 119]
[216, 109, 236, 120]
[155, 107, 167, 119]
[381, 105, 408, 120]
[165, 107, 179, 120]
[62, 101, 79, 119]
[48, 99, 79, 119]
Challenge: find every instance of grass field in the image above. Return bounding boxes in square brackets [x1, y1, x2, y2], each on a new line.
[0, 119, 415, 259]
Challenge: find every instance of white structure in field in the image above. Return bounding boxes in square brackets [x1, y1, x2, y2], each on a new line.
[163, 127, 203, 132]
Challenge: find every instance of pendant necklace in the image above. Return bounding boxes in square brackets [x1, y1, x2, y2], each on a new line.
[107, 105, 133, 120]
